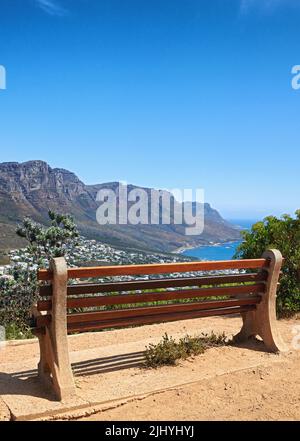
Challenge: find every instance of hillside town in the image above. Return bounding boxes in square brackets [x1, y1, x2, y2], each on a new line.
[0, 236, 242, 284]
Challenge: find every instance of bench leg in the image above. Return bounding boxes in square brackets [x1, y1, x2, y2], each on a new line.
[37, 326, 76, 401]
[234, 249, 288, 353]
[37, 329, 52, 388]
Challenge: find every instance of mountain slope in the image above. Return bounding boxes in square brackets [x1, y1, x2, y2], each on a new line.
[0, 160, 241, 252]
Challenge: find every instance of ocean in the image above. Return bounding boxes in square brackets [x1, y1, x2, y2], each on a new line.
[182, 219, 257, 261]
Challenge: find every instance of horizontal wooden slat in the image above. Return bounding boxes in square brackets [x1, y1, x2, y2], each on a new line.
[66, 305, 256, 333]
[38, 259, 269, 281]
[38, 272, 268, 297]
[37, 283, 266, 311]
[67, 297, 261, 325]
[39, 285, 52, 296]
[68, 272, 266, 293]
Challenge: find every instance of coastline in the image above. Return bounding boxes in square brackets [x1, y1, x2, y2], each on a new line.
[174, 239, 242, 255]
[173, 244, 199, 254]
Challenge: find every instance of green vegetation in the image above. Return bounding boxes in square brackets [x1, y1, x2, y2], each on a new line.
[235, 211, 300, 316]
[0, 265, 37, 336]
[0, 211, 79, 338]
[5, 323, 34, 340]
[144, 331, 227, 368]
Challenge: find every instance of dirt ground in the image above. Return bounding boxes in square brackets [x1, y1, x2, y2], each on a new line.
[81, 354, 300, 421]
[0, 397, 10, 421]
[78, 317, 300, 421]
[1, 315, 300, 421]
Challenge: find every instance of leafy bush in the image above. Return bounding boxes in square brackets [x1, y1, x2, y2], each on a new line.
[235, 211, 300, 316]
[144, 331, 227, 368]
[0, 266, 37, 336]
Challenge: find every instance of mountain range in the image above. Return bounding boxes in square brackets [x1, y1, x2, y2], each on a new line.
[0, 160, 241, 252]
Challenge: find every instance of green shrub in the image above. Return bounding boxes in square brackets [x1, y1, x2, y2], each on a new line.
[0, 266, 38, 335]
[144, 331, 227, 368]
[5, 323, 33, 340]
[145, 334, 183, 367]
[235, 211, 300, 316]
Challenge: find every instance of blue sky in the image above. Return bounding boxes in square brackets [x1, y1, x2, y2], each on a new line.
[0, 0, 300, 219]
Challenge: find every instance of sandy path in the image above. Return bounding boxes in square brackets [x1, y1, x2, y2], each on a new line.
[82, 354, 300, 421]
[78, 317, 300, 421]
[1, 315, 299, 420]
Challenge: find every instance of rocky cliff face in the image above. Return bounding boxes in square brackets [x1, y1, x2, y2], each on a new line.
[0, 161, 94, 215]
[0, 160, 240, 252]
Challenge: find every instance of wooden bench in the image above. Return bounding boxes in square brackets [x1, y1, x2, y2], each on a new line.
[32, 248, 287, 401]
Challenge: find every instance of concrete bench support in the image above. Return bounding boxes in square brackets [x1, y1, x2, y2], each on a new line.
[234, 249, 288, 352]
[36, 257, 76, 401]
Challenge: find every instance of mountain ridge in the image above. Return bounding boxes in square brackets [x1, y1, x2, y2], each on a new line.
[0, 160, 241, 252]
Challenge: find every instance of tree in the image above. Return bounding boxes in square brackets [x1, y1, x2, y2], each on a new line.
[0, 211, 79, 338]
[235, 211, 300, 316]
[16, 210, 79, 265]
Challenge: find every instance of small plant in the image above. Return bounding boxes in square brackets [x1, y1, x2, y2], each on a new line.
[145, 333, 182, 367]
[144, 331, 227, 368]
[199, 330, 228, 346]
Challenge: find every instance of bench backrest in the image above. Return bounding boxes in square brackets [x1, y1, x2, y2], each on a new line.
[36, 257, 270, 334]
